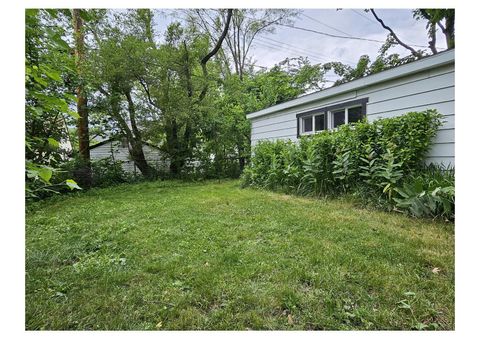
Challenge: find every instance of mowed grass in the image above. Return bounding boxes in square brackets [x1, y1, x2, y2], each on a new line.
[25, 180, 454, 330]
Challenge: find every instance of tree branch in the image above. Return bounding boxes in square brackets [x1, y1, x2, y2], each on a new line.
[370, 9, 422, 58]
[124, 89, 141, 141]
[138, 77, 161, 110]
[198, 8, 233, 102]
[428, 23, 438, 54]
[419, 9, 438, 54]
[183, 40, 194, 98]
[436, 20, 446, 34]
[201, 9, 233, 66]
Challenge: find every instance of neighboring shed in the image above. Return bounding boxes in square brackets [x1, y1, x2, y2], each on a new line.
[89, 138, 169, 174]
[247, 49, 455, 166]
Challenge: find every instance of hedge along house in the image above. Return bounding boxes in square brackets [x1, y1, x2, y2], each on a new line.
[247, 49, 455, 166]
[89, 137, 170, 174]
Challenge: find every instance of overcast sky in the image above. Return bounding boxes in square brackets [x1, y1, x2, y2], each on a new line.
[153, 9, 447, 82]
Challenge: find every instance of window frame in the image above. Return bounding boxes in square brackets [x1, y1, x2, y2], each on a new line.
[296, 98, 368, 137]
[300, 111, 326, 135]
[328, 104, 364, 130]
[301, 115, 314, 134]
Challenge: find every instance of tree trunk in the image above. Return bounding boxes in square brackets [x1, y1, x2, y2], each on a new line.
[124, 89, 155, 178]
[238, 143, 245, 172]
[129, 139, 154, 178]
[238, 157, 246, 172]
[238, 134, 251, 172]
[167, 119, 181, 175]
[72, 9, 92, 187]
[428, 23, 438, 54]
[444, 14, 455, 49]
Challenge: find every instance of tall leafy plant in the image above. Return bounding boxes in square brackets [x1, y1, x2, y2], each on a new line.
[374, 148, 404, 200]
[394, 165, 454, 220]
[242, 110, 451, 220]
[25, 9, 81, 199]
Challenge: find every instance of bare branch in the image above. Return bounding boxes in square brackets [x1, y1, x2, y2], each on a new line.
[242, 13, 291, 68]
[201, 9, 233, 66]
[370, 9, 422, 58]
[198, 9, 233, 102]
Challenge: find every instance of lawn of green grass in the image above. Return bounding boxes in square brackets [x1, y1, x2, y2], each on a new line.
[25, 180, 454, 330]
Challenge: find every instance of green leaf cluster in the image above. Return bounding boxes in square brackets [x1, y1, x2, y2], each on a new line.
[25, 9, 81, 199]
[394, 165, 454, 220]
[242, 110, 453, 220]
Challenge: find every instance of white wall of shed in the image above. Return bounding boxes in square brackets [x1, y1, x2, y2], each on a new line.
[90, 141, 170, 173]
[249, 63, 455, 167]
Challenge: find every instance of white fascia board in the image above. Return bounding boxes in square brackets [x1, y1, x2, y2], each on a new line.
[246, 49, 455, 120]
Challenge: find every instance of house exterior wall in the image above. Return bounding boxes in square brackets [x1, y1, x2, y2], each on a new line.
[248, 56, 455, 167]
[90, 140, 170, 173]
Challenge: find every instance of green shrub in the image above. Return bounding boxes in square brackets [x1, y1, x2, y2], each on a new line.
[298, 131, 337, 195]
[373, 147, 404, 201]
[58, 157, 135, 189]
[188, 152, 241, 180]
[244, 140, 294, 190]
[90, 158, 134, 187]
[279, 141, 302, 190]
[242, 110, 453, 220]
[394, 164, 455, 220]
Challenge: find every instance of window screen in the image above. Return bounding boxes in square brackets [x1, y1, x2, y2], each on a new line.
[332, 110, 345, 128]
[314, 114, 325, 131]
[348, 106, 363, 123]
[303, 116, 313, 132]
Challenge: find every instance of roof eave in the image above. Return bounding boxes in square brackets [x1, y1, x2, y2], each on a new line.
[246, 49, 455, 120]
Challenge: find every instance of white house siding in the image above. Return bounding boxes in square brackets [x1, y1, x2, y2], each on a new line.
[249, 55, 454, 167]
[90, 140, 169, 174]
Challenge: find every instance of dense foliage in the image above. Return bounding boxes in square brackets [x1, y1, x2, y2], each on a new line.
[394, 165, 454, 219]
[25, 9, 82, 198]
[24, 9, 320, 197]
[25, 8, 455, 200]
[242, 110, 454, 220]
[58, 158, 137, 188]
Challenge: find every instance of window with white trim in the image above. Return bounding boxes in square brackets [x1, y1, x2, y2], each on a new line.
[328, 105, 364, 129]
[297, 98, 368, 137]
[300, 112, 326, 135]
[301, 115, 313, 133]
